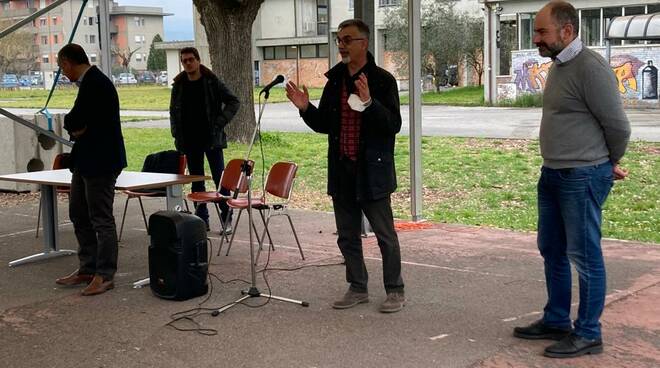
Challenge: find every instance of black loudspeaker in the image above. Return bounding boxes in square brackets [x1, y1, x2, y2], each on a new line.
[148, 210, 209, 300]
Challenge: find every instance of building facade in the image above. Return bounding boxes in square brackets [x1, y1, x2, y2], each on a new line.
[482, 0, 660, 107]
[0, 0, 168, 79]
[157, 0, 480, 88]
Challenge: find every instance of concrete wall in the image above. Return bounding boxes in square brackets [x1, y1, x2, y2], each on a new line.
[505, 45, 660, 107]
[0, 114, 69, 192]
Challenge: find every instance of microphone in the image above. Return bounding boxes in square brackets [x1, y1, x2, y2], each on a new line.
[259, 75, 285, 99]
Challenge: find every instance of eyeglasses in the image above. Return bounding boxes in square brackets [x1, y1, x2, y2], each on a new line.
[334, 36, 366, 46]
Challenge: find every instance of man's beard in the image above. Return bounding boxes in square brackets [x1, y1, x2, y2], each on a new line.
[341, 55, 351, 64]
[536, 41, 564, 59]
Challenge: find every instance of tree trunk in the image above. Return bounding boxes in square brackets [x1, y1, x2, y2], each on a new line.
[193, 0, 264, 144]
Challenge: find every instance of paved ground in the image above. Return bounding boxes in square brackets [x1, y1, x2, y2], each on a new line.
[0, 197, 658, 367]
[8, 104, 660, 142]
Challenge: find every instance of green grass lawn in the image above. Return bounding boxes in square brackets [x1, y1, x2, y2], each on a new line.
[0, 85, 324, 110]
[400, 86, 485, 106]
[123, 129, 660, 244]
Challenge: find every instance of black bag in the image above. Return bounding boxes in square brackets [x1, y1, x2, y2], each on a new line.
[148, 210, 209, 301]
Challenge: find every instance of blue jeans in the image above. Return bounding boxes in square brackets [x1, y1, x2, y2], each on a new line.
[537, 162, 613, 340]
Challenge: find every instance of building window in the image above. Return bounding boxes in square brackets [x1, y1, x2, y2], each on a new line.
[275, 46, 286, 59]
[53, 34, 59, 44]
[263, 46, 275, 60]
[317, 0, 328, 36]
[649, 5, 660, 13]
[318, 44, 329, 58]
[580, 9, 601, 46]
[379, 0, 401, 7]
[603, 7, 621, 46]
[89, 54, 97, 62]
[135, 53, 142, 62]
[286, 46, 297, 59]
[300, 44, 329, 58]
[42, 54, 49, 64]
[89, 35, 96, 44]
[41, 35, 48, 45]
[300, 45, 317, 58]
[52, 17, 57, 26]
[134, 17, 145, 27]
[519, 13, 535, 50]
[39, 18, 47, 26]
[84, 34, 89, 43]
[83, 17, 87, 26]
[88, 16, 94, 26]
[348, 0, 354, 10]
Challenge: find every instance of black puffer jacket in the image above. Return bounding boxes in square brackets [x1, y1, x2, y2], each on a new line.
[300, 53, 401, 201]
[169, 65, 240, 150]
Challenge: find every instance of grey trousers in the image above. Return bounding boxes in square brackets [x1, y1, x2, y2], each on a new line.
[332, 159, 404, 294]
[69, 169, 119, 280]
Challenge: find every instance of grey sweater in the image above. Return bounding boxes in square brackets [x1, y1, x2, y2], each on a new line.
[540, 47, 631, 169]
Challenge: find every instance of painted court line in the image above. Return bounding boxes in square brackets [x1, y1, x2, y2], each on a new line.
[429, 334, 450, 341]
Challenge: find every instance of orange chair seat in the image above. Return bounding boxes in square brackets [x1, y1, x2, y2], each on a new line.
[227, 197, 265, 209]
[187, 192, 231, 203]
[122, 189, 162, 198]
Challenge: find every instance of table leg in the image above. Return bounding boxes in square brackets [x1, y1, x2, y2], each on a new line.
[166, 184, 183, 211]
[9, 184, 76, 267]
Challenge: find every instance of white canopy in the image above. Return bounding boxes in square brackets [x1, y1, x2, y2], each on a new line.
[606, 13, 660, 40]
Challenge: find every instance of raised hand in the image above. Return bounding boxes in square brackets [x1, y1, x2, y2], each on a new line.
[354, 73, 371, 103]
[285, 81, 310, 112]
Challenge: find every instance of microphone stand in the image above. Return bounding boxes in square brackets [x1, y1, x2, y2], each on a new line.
[214, 88, 309, 317]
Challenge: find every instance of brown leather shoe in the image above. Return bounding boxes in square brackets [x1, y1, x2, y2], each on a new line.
[81, 275, 114, 296]
[55, 269, 94, 286]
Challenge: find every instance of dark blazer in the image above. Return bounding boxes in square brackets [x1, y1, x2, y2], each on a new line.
[300, 52, 402, 201]
[64, 65, 127, 176]
[169, 65, 240, 151]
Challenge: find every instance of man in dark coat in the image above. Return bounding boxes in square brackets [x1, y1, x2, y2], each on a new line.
[286, 19, 405, 313]
[55, 43, 127, 296]
[169, 47, 240, 232]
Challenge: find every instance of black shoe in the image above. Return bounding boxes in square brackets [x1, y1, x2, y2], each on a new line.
[544, 333, 603, 358]
[513, 319, 572, 340]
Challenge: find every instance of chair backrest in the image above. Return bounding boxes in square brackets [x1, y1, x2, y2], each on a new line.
[178, 154, 187, 175]
[53, 152, 71, 170]
[53, 153, 71, 192]
[141, 150, 184, 174]
[265, 161, 298, 200]
[220, 159, 254, 194]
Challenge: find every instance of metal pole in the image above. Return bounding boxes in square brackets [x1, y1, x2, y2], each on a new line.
[327, 0, 337, 67]
[409, 0, 423, 222]
[0, 0, 69, 41]
[98, 0, 113, 78]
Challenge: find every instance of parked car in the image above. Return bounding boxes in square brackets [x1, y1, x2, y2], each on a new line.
[158, 71, 168, 84]
[30, 74, 43, 87]
[1, 74, 19, 89]
[138, 71, 157, 84]
[118, 72, 138, 85]
[57, 75, 71, 85]
[19, 75, 31, 87]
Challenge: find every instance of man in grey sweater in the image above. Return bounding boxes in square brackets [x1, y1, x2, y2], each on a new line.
[512, 1, 631, 358]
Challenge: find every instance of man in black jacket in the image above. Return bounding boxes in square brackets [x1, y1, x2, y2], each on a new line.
[170, 47, 240, 232]
[286, 19, 405, 313]
[54, 43, 127, 296]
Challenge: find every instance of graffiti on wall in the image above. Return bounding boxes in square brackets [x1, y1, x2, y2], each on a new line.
[511, 48, 659, 104]
[610, 55, 644, 95]
[513, 59, 553, 93]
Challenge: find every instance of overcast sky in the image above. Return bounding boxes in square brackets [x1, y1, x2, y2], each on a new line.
[117, 0, 194, 41]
